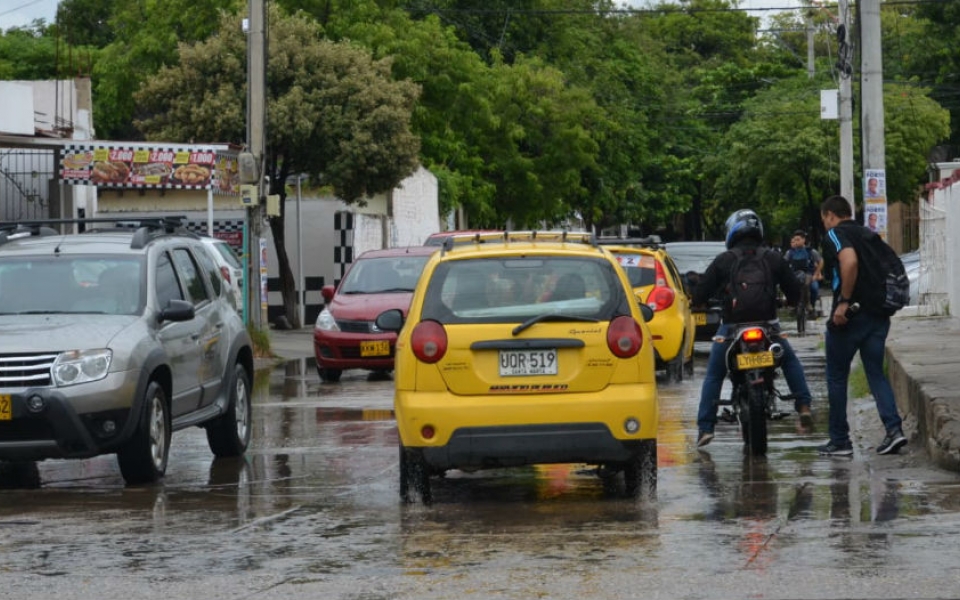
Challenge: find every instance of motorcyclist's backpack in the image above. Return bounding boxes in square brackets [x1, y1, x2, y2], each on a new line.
[850, 230, 910, 316]
[727, 247, 777, 322]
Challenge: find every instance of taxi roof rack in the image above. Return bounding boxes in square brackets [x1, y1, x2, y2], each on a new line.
[596, 235, 663, 249]
[0, 216, 193, 249]
[440, 230, 597, 254]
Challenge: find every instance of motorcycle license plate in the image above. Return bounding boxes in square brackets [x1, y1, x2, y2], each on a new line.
[736, 351, 775, 370]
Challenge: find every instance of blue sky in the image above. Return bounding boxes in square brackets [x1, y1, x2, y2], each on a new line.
[0, 0, 59, 30]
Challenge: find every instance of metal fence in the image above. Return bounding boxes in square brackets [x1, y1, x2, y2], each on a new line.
[919, 182, 957, 315]
[0, 148, 55, 221]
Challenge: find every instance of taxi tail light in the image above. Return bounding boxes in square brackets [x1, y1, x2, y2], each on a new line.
[607, 315, 643, 358]
[647, 286, 675, 312]
[646, 261, 675, 311]
[411, 320, 448, 363]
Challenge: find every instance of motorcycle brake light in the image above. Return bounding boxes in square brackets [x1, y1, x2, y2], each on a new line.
[742, 328, 765, 342]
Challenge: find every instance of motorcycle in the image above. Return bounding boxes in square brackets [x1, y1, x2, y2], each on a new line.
[716, 322, 796, 456]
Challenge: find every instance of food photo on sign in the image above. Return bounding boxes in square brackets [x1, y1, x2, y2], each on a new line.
[60, 144, 220, 190]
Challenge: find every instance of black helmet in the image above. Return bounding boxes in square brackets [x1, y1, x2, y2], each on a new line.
[724, 209, 764, 249]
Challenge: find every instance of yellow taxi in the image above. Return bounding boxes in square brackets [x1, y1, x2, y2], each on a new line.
[600, 238, 696, 383]
[374, 231, 659, 503]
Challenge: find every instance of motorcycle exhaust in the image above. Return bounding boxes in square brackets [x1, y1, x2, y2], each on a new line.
[769, 342, 784, 360]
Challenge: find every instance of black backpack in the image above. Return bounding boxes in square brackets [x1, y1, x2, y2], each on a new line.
[851, 231, 910, 316]
[727, 247, 778, 322]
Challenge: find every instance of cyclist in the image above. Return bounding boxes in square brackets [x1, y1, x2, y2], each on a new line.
[783, 230, 822, 315]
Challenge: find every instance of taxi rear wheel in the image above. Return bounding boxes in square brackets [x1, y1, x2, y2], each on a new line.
[623, 440, 657, 500]
[399, 445, 432, 504]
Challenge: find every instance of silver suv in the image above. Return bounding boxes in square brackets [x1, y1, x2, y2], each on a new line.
[0, 218, 254, 485]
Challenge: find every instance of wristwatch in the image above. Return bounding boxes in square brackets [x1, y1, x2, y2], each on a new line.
[838, 296, 851, 304]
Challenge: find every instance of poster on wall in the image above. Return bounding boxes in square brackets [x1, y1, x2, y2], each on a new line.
[60, 144, 222, 190]
[863, 168, 887, 238]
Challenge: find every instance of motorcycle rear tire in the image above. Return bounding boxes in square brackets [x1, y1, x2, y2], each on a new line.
[741, 385, 768, 456]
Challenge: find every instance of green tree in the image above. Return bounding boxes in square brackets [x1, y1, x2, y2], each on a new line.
[0, 24, 61, 80]
[93, 0, 240, 139]
[705, 73, 839, 240]
[135, 6, 420, 327]
[56, 0, 120, 48]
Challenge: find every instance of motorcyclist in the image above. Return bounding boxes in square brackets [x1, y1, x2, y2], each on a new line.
[693, 209, 815, 448]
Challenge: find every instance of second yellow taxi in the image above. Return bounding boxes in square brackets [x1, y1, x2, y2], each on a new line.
[600, 237, 696, 383]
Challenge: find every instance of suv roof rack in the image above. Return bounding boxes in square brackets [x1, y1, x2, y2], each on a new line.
[440, 230, 596, 253]
[596, 235, 663, 249]
[0, 223, 61, 246]
[0, 216, 194, 250]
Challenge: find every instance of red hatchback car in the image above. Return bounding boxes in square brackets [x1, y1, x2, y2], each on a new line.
[313, 246, 436, 382]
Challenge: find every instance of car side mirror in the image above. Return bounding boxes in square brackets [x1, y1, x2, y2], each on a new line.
[159, 298, 195, 323]
[375, 308, 404, 332]
[639, 304, 654, 322]
[321, 284, 336, 303]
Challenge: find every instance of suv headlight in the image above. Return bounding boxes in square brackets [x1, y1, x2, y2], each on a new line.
[52, 349, 113, 387]
[315, 308, 340, 332]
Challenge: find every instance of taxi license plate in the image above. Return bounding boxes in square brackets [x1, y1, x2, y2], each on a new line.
[0, 395, 10, 421]
[736, 351, 775, 370]
[360, 340, 390, 357]
[694, 312, 707, 326]
[499, 349, 558, 377]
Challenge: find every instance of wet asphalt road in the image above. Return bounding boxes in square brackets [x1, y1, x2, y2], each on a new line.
[2, 323, 960, 599]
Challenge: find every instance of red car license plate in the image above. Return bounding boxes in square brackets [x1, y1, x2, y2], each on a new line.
[360, 340, 390, 357]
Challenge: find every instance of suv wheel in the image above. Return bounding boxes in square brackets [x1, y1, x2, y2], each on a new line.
[118, 381, 171, 485]
[206, 363, 252, 457]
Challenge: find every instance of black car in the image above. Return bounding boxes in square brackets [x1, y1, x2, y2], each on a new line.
[664, 241, 727, 341]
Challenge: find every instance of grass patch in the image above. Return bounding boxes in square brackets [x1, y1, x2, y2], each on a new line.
[849, 363, 870, 398]
[247, 324, 273, 358]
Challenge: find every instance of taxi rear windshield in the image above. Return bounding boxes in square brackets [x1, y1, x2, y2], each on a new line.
[420, 256, 630, 324]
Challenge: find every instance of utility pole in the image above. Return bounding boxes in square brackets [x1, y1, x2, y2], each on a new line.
[246, 0, 266, 329]
[837, 0, 855, 213]
[860, 0, 888, 238]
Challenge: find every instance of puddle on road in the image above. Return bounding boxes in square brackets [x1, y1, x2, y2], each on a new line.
[1, 353, 959, 586]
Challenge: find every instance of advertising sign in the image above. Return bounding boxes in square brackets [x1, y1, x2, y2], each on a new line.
[60, 144, 222, 190]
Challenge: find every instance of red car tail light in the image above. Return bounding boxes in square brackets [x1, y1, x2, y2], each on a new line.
[607, 315, 643, 358]
[411, 320, 448, 363]
[647, 286, 675, 311]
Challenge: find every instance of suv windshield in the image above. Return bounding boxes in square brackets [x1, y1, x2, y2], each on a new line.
[0, 257, 143, 315]
[339, 255, 431, 294]
[421, 256, 625, 323]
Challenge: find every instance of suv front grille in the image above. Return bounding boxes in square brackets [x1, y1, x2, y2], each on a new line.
[0, 353, 57, 389]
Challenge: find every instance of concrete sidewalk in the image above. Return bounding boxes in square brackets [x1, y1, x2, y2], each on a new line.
[266, 325, 315, 361]
[887, 315, 960, 472]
